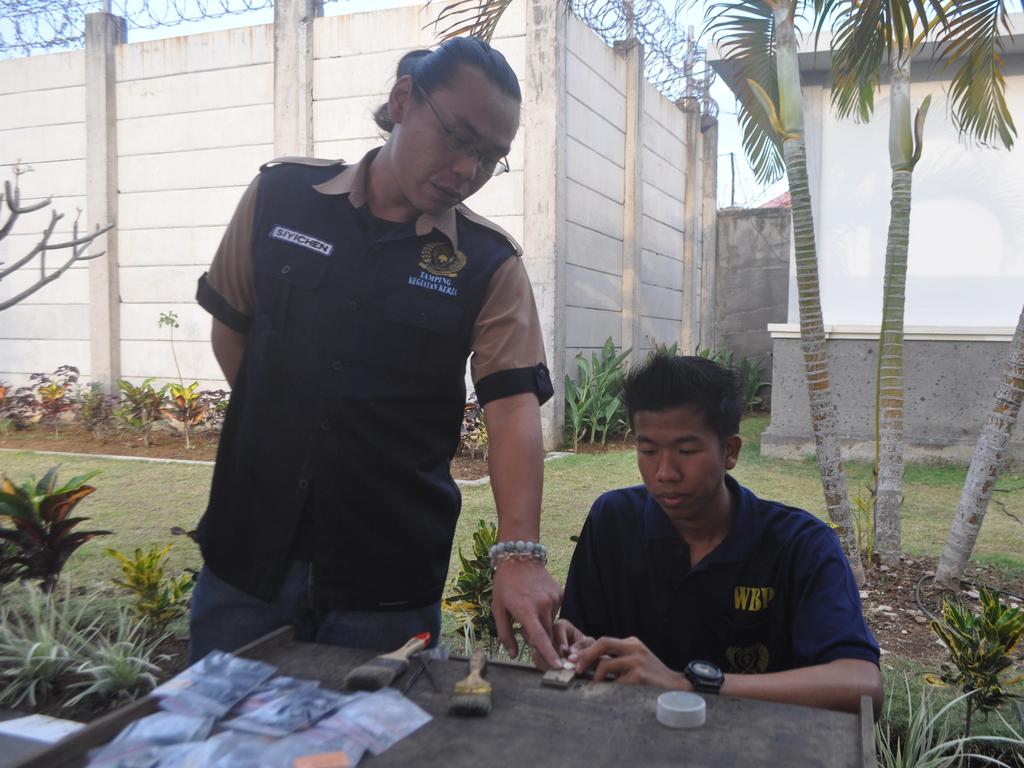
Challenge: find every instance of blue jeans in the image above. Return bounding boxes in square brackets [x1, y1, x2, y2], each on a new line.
[188, 562, 441, 664]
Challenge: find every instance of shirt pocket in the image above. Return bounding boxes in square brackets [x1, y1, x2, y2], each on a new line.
[252, 248, 332, 344]
[358, 290, 466, 375]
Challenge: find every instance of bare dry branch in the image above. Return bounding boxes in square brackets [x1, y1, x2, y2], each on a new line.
[0, 172, 114, 312]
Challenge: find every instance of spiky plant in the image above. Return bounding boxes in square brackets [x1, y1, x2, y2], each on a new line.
[66, 608, 168, 709]
[0, 582, 101, 707]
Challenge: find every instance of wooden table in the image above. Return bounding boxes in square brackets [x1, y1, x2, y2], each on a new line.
[16, 627, 876, 768]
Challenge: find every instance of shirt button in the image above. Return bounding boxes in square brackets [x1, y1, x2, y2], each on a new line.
[297, 478, 309, 490]
[281, 265, 292, 275]
[347, 300, 358, 312]
[320, 420, 330, 431]
[331, 360, 343, 371]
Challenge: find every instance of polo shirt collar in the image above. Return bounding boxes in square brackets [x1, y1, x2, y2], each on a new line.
[312, 147, 459, 248]
[642, 474, 765, 566]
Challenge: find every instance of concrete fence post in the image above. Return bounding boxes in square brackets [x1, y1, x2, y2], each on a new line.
[679, 101, 702, 354]
[617, 38, 644, 365]
[699, 116, 719, 350]
[274, 0, 320, 157]
[85, 12, 126, 391]
[523, 0, 567, 449]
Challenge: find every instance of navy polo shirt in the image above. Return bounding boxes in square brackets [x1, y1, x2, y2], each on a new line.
[560, 475, 879, 674]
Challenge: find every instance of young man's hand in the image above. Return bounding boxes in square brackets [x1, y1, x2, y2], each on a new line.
[552, 618, 595, 658]
[573, 636, 689, 690]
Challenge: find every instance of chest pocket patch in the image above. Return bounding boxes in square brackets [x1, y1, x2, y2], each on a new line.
[726, 643, 770, 673]
[253, 247, 332, 342]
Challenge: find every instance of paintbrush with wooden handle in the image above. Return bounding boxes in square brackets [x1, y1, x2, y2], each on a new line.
[343, 632, 430, 692]
[448, 648, 491, 716]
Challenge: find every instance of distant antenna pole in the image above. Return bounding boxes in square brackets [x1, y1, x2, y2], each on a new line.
[103, 0, 111, 13]
[730, 152, 736, 207]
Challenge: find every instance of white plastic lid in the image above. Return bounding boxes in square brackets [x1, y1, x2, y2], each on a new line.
[656, 691, 706, 729]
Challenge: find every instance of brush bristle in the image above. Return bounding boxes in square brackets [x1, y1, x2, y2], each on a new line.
[448, 692, 492, 716]
[344, 657, 407, 692]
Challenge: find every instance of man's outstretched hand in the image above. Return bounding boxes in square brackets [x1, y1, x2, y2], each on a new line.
[492, 558, 563, 668]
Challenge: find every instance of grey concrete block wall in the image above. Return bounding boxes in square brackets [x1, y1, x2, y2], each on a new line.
[713, 207, 790, 368]
[763, 335, 1024, 466]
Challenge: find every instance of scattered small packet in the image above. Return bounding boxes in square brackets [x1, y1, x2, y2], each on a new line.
[86, 741, 204, 768]
[229, 676, 320, 718]
[153, 651, 276, 718]
[261, 727, 367, 768]
[317, 688, 431, 756]
[223, 687, 355, 737]
[112, 712, 217, 748]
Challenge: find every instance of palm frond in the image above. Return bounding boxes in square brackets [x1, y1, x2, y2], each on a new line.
[705, 0, 784, 184]
[940, 0, 1017, 149]
[432, 0, 513, 43]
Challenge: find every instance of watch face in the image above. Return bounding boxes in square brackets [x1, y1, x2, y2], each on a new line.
[692, 662, 718, 678]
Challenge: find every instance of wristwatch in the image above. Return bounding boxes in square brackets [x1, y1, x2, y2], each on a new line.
[684, 660, 724, 694]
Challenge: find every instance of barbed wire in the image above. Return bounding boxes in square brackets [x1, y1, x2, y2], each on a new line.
[1, 0, 274, 55]
[571, 0, 717, 118]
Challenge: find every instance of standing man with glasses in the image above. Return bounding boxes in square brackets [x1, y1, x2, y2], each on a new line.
[190, 37, 564, 668]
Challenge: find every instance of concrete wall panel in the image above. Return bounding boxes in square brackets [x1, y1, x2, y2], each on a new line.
[0, 304, 90, 340]
[639, 315, 680, 350]
[640, 283, 682, 321]
[567, 180, 624, 240]
[116, 27, 274, 79]
[566, 264, 622, 312]
[0, 50, 84, 94]
[2, 124, 86, 164]
[0, 87, 85, 130]
[0, 340, 90, 379]
[566, 222, 621, 274]
[566, 138, 624, 204]
[566, 96, 625, 167]
[119, 145, 270, 193]
[119, 265, 207, 304]
[118, 187, 248, 230]
[0, 159, 87, 199]
[118, 105, 273, 156]
[641, 180, 684, 230]
[566, 52, 626, 130]
[121, 339, 225, 382]
[641, 214, 684, 258]
[0, 265, 89, 305]
[119, 227, 226, 268]
[117, 64, 272, 119]
[565, 306, 621, 348]
[641, 249, 683, 288]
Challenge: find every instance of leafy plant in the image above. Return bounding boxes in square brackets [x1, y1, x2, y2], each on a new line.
[0, 582, 102, 707]
[460, 395, 488, 460]
[931, 589, 1024, 736]
[854, 487, 876, 568]
[695, 344, 735, 370]
[877, 674, 1019, 768]
[646, 339, 679, 359]
[0, 467, 110, 591]
[66, 607, 167, 709]
[107, 544, 193, 632]
[161, 382, 206, 450]
[28, 366, 79, 437]
[444, 520, 499, 650]
[735, 356, 770, 415]
[158, 310, 184, 386]
[75, 383, 117, 441]
[115, 378, 168, 448]
[564, 337, 631, 450]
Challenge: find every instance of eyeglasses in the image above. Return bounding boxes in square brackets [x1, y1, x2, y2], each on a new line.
[416, 86, 510, 177]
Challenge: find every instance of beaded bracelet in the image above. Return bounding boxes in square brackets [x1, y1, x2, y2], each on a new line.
[489, 540, 548, 570]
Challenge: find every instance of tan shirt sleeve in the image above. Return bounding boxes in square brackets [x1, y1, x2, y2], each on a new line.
[470, 256, 548, 386]
[206, 176, 260, 318]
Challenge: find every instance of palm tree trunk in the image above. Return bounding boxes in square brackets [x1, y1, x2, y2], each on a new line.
[935, 302, 1024, 587]
[874, 60, 913, 567]
[775, 3, 863, 583]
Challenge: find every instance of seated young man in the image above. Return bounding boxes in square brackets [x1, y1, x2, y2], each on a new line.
[556, 354, 882, 715]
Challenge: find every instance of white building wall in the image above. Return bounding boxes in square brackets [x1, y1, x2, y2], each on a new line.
[114, 25, 275, 390]
[563, 16, 627, 362]
[0, 50, 90, 382]
[796, 58, 1024, 330]
[639, 78, 686, 355]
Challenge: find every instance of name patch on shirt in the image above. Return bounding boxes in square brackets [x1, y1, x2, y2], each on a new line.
[269, 226, 334, 256]
[734, 586, 775, 612]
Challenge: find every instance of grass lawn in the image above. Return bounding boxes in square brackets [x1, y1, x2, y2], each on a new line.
[2, 414, 1021, 596]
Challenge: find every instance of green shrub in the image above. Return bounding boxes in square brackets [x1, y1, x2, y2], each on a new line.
[75, 383, 117, 441]
[444, 520, 499, 650]
[931, 588, 1024, 736]
[460, 395, 488, 460]
[107, 543, 193, 633]
[162, 382, 207, 450]
[115, 378, 168, 448]
[564, 337, 631, 450]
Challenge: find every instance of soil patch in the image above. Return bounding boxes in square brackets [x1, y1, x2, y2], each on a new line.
[1, 424, 492, 480]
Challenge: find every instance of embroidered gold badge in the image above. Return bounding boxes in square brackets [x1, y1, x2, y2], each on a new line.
[726, 643, 770, 673]
[418, 242, 467, 277]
